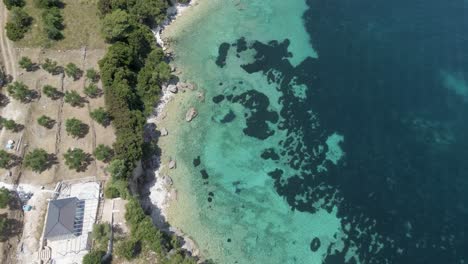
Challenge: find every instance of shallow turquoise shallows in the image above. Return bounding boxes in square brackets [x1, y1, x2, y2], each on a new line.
[163, 1, 354, 263]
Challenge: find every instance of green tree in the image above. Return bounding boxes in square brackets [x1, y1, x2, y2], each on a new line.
[7, 81, 34, 102]
[84, 83, 100, 98]
[42, 85, 61, 99]
[0, 188, 10, 208]
[85, 68, 99, 83]
[37, 115, 54, 128]
[42, 7, 63, 40]
[129, 0, 167, 27]
[136, 48, 171, 115]
[64, 90, 82, 107]
[24, 148, 49, 173]
[63, 148, 88, 171]
[82, 250, 105, 264]
[65, 63, 82, 80]
[101, 9, 133, 42]
[19, 56, 35, 71]
[0, 215, 7, 236]
[90, 107, 110, 126]
[3, 0, 25, 10]
[34, 0, 60, 8]
[115, 238, 139, 260]
[65, 118, 87, 138]
[1, 118, 19, 131]
[5, 7, 32, 41]
[93, 144, 113, 162]
[0, 150, 12, 169]
[42, 58, 59, 74]
[106, 159, 128, 180]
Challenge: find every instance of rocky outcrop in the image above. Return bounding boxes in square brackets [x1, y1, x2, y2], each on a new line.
[177, 82, 196, 91]
[185, 107, 198, 122]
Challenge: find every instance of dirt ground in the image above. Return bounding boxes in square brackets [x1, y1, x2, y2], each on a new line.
[0, 47, 115, 187]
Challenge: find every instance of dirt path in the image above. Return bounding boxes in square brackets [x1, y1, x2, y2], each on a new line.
[0, 3, 18, 79]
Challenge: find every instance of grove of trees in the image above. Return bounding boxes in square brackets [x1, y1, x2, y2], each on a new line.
[5, 6, 32, 41]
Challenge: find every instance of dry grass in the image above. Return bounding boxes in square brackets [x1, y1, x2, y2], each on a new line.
[16, 0, 106, 49]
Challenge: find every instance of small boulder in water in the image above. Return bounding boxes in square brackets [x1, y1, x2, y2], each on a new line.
[164, 175, 173, 186]
[169, 160, 176, 169]
[160, 127, 168, 136]
[185, 107, 198, 122]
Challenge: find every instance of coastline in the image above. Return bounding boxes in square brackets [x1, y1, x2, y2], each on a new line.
[145, 0, 205, 258]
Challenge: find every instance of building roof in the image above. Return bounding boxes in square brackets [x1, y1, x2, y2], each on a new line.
[44, 197, 78, 239]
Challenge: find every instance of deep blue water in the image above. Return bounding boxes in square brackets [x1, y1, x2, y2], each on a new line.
[211, 0, 468, 262]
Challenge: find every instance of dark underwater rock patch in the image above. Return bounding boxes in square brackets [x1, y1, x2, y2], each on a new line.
[200, 169, 209, 179]
[220, 110, 236, 123]
[227, 89, 278, 140]
[310, 237, 321, 252]
[216, 42, 231, 67]
[212, 94, 225, 104]
[235, 37, 248, 53]
[193, 156, 201, 167]
[261, 148, 280, 160]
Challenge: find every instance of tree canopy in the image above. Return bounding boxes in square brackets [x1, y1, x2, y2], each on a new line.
[0, 188, 10, 208]
[5, 7, 32, 41]
[65, 63, 82, 80]
[64, 90, 83, 107]
[101, 9, 133, 42]
[3, 0, 25, 10]
[43, 85, 61, 99]
[94, 144, 113, 162]
[19, 56, 35, 71]
[7, 81, 34, 102]
[64, 148, 89, 171]
[24, 148, 49, 173]
[0, 150, 12, 169]
[65, 118, 87, 138]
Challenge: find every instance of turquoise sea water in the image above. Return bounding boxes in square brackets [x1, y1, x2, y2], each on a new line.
[162, 0, 468, 263]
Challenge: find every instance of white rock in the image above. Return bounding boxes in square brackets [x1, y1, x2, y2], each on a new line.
[168, 84, 178, 93]
[160, 127, 168, 136]
[185, 107, 198, 122]
[169, 160, 176, 169]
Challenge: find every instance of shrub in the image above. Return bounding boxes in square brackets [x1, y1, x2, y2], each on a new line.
[64, 90, 83, 107]
[82, 250, 105, 264]
[65, 118, 87, 138]
[7, 81, 34, 102]
[37, 115, 54, 128]
[3, 0, 25, 10]
[106, 159, 128, 180]
[86, 68, 99, 83]
[34, 0, 60, 8]
[101, 9, 132, 42]
[115, 238, 140, 260]
[90, 107, 110, 126]
[94, 144, 113, 162]
[65, 63, 82, 80]
[5, 7, 32, 41]
[1, 118, 19, 131]
[24, 148, 49, 172]
[84, 83, 100, 98]
[0, 150, 12, 169]
[0, 188, 10, 208]
[42, 59, 59, 74]
[19, 56, 34, 71]
[63, 148, 89, 171]
[104, 180, 129, 199]
[42, 7, 64, 40]
[43, 85, 61, 99]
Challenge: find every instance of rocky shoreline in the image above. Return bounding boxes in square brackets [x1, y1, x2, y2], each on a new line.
[139, 0, 203, 260]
